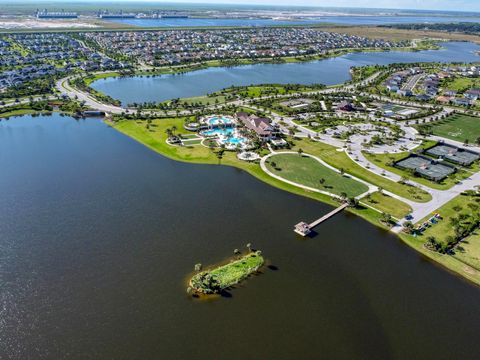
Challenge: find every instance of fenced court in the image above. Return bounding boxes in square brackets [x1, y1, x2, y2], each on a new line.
[395, 155, 455, 181]
[426, 143, 480, 166]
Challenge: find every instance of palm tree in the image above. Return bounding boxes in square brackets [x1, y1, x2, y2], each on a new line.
[426, 236, 437, 247]
[403, 221, 414, 233]
[381, 212, 392, 225]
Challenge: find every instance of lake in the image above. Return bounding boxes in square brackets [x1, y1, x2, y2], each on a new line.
[91, 41, 480, 105]
[110, 15, 480, 28]
[2, 113, 480, 359]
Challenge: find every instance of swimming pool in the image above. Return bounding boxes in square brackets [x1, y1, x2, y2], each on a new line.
[202, 127, 235, 137]
[201, 127, 247, 147]
[206, 116, 234, 127]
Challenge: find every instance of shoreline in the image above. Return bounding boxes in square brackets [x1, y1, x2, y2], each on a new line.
[109, 118, 480, 288]
[1, 110, 479, 288]
[82, 41, 439, 105]
[100, 42, 439, 77]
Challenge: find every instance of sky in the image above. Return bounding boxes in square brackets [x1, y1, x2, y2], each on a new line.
[121, 0, 480, 12]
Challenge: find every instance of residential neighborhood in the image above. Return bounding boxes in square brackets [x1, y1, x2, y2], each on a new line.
[81, 28, 406, 66]
[3, 2, 480, 359]
[0, 33, 128, 95]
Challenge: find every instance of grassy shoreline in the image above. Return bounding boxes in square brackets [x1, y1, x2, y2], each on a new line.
[110, 117, 480, 288]
[111, 118, 391, 227]
[84, 42, 437, 89]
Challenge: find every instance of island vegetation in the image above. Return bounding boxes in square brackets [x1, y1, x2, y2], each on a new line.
[3, 21, 480, 290]
[188, 246, 264, 295]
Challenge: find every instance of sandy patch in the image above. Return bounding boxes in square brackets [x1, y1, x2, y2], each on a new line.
[0, 19, 99, 29]
[463, 265, 478, 275]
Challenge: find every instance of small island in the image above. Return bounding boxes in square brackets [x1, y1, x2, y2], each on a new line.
[188, 247, 264, 295]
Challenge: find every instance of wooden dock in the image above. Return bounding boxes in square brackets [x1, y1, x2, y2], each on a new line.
[294, 203, 348, 236]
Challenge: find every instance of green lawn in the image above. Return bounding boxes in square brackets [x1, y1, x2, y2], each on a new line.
[179, 94, 227, 106]
[289, 138, 432, 202]
[397, 192, 480, 285]
[181, 139, 203, 145]
[111, 118, 392, 231]
[84, 72, 121, 86]
[265, 153, 368, 197]
[444, 77, 480, 92]
[362, 191, 412, 219]
[399, 231, 480, 286]
[0, 108, 43, 118]
[428, 114, 480, 143]
[416, 193, 479, 246]
[454, 230, 480, 272]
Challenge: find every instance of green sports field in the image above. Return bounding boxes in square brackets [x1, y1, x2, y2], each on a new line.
[429, 114, 480, 143]
[265, 153, 368, 197]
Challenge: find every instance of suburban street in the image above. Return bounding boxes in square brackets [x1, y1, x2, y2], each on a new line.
[45, 71, 480, 233]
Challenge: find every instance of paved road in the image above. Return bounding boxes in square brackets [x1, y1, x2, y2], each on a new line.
[54, 71, 480, 233]
[0, 95, 58, 109]
[56, 77, 125, 114]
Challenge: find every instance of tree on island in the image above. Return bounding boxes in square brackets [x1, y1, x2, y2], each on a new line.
[200, 274, 221, 293]
[194, 263, 202, 272]
[246, 243, 252, 252]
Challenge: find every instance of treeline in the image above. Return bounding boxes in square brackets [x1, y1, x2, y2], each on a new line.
[380, 22, 480, 35]
[0, 77, 55, 100]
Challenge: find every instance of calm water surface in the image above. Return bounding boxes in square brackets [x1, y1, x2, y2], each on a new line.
[91, 41, 480, 105]
[111, 15, 480, 27]
[1, 113, 480, 359]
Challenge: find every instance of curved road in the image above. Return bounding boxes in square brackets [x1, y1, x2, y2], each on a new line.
[54, 71, 480, 233]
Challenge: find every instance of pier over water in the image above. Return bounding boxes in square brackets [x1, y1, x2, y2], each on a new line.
[294, 203, 349, 236]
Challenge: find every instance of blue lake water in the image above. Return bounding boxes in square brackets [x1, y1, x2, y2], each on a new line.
[3, 113, 480, 359]
[91, 41, 480, 105]
[110, 15, 480, 27]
